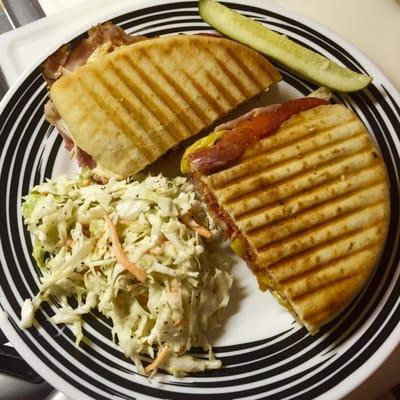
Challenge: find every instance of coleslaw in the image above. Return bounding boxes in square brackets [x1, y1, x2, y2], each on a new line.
[21, 170, 232, 376]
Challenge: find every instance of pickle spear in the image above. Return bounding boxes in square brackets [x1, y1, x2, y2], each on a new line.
[199, 0, 372, 92]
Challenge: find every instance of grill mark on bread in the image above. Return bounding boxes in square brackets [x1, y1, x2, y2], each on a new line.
[148, 56, 210, 127]
[264, 233, 383, 330]
[126, 50, 197, 137]
[225, 150, 379, 217]
[215, 135, 372, 204]
[240, 105, 357, 161]
[290, 269, 365, 308]
[268, 224, 381, 283]
[224, 46, 266, 89]
[210, 118, 363, 190]
[198, 45, 253, 98]
[98, 61, 171, 152]
[205, 71, 238, 108]
[123, 52, 190, 137]
[288, 267, 371, 302]
[287, 263, 374, 328]
[256, 202, 387, 265]
[182, 70, 226, 116]
[110, 55, 182, 144]
[252, 195, 384, 256]
[172, 60, 226, 122]
[239, 171, 385, 234]
[298, 290, 356, 329]
[277, 239, 382, 288]
[76, 74, 155, 161]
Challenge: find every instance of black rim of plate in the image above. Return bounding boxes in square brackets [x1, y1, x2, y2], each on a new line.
[1, 1, 400, 399]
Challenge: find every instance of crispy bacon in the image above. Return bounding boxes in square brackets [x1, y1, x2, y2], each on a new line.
[189, 97, 329, 175]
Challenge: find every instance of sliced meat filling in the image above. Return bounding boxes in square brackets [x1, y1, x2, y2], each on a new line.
[42, 22, 147, 85]
[42, 23, 148, 169]
[189, 98, 329, 175]
[190, 170, 257, 264]
[192, 170, 298, 318]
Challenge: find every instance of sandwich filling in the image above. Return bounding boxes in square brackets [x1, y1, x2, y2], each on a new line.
[189, 97, 329, 175]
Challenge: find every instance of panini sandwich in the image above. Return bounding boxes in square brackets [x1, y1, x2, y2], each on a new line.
[44, 23, 281, 178]
[184, 99, 390, 333]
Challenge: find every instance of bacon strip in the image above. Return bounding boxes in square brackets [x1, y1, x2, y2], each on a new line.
[189, 98, 329, 175]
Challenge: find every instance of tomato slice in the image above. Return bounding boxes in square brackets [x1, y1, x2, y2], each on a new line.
[190, 97, 328, 174]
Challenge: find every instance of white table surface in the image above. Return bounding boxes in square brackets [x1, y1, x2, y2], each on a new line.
[38, 0, 400, 90]
[0, 1, 399, 399]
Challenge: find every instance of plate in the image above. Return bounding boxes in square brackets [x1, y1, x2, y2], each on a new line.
[1, 1, 400, 399]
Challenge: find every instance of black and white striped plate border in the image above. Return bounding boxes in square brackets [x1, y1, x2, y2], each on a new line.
[0, 1, 400, 399]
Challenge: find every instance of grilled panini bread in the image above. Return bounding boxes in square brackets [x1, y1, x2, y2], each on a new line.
[47, 30, 281, 178]
[186, 102, 390, 333]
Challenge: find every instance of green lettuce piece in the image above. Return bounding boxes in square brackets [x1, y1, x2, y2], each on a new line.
[22, 193, 41, 220]
[32, 237, 47, 269]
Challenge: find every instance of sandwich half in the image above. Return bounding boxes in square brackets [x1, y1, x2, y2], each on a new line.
[44, 23, 281, 179]
[184, 98, 390, 333]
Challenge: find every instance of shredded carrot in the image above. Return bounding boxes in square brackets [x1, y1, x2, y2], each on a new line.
[144, 346, 171, 374]
[145, 237, 168, 255]
[146, 247, 160, 256]
[118, 219, 136, 225]
[173, 319, 183, 327]
[181, 214, 212, 238]
[103, 213, 147, 283]
[189, 224, 212, 238]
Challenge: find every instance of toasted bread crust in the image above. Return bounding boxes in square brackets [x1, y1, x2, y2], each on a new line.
[196, 104, 390, 333]
[50, 35, 281, 178]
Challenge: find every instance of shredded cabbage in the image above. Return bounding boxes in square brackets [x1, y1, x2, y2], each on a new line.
[21, 170, 232, 376]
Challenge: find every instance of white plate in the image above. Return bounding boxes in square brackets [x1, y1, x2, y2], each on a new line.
[1, 1, 400, 399]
